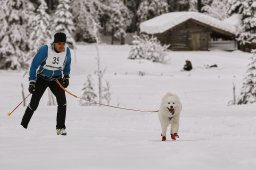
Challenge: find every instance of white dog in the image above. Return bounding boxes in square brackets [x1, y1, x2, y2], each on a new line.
[158, 93, 182, 141]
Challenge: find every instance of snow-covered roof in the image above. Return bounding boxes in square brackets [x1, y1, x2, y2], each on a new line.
[140, 12, 237, 35]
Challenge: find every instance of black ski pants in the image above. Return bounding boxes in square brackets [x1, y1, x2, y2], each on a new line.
[21, 76, 67, 129]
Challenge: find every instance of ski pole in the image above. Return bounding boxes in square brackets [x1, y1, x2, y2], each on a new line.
[7, 93, 31, 116]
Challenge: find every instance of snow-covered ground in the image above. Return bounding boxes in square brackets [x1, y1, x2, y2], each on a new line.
[1, 45, 256, 170]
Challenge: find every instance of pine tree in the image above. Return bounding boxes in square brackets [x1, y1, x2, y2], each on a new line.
[189, 0, 214, 12]
[167, 0, 190, 11]
[237, 50, 256, 104]
[128, 36, 144, 60]
[142, 35, 169, 63]
[72, 0, 104, 42]
[0, 0, 31, 69]
[125, 0, 142, 32]
[189, 0, 198, 11]
[107, 0, 131, 44]
[228, 0, 256, 46]
[53, 0, 76, 49]
[128, 35, 169, 63]
[137, 0, 168, 24]
[29, 0, 52, 59]
[80, 75, 97, 106]
[202, 0, 229, 20]
[45, 0, 59, 13]
[177, 0, 190, 11]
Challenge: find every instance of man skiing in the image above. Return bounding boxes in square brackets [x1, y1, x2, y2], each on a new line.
[21, 32, 71, 136]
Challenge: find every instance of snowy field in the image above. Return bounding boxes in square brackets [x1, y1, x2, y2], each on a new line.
[1, 44, 256, 170]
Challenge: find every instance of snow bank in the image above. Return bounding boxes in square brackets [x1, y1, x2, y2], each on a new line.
[1, 45, 255, 170]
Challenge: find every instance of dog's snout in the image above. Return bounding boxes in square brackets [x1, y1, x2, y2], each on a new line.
[170, 106, 173, 109]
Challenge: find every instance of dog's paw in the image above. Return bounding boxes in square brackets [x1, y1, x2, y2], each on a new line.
[174, 133, 179, 138]
[171, 133, 179, 140]
[161, 134, 167, 141]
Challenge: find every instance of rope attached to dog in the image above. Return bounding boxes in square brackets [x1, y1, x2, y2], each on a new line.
[56, 80, 159, 113]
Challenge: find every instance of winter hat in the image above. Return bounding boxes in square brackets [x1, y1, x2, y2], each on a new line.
[54, 32, 66, 43]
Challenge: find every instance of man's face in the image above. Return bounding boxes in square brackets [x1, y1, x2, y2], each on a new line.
[54, 42, 65, 52]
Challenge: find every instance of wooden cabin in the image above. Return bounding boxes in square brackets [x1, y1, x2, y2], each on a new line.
[140, 12, 238, 51]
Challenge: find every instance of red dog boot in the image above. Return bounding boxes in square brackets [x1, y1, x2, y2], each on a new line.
[161, 134, 166, 141]
[171, 133, 179, 140]
[174, 133, 179, 138]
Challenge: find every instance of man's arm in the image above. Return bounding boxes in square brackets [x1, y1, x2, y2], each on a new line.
[29, 45, 48, 82]
[63, 48, 71, 78]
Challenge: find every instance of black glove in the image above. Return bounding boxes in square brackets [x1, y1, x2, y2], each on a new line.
[28, 81, 36, 94]
[62, 76, 69, 88]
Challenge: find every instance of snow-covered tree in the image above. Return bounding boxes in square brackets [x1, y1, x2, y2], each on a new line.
[80, 75, 97, 106]
[237, 50, 256, 104]
[106, 0, 131, 44]
[44, 0, 59, 13]
[128, 36, 144, 60]
[167, 0, 189, 11]
[125, 0, 141, 32]
[189, 0, 198, 11]
[0, 0, 32, 69]
[228, 0, 256, 46]
[72, 0, 104, 42]
[53, 0, 76, 49]
[25, 1, 37, 43]
[29, 0, 52, 59]
[102, 81, 111, 105]
[137, 0, 168, 24]
[189, 0, 216, 12]
[128, 35, 169, 63]
[202, 0, 229, 20]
